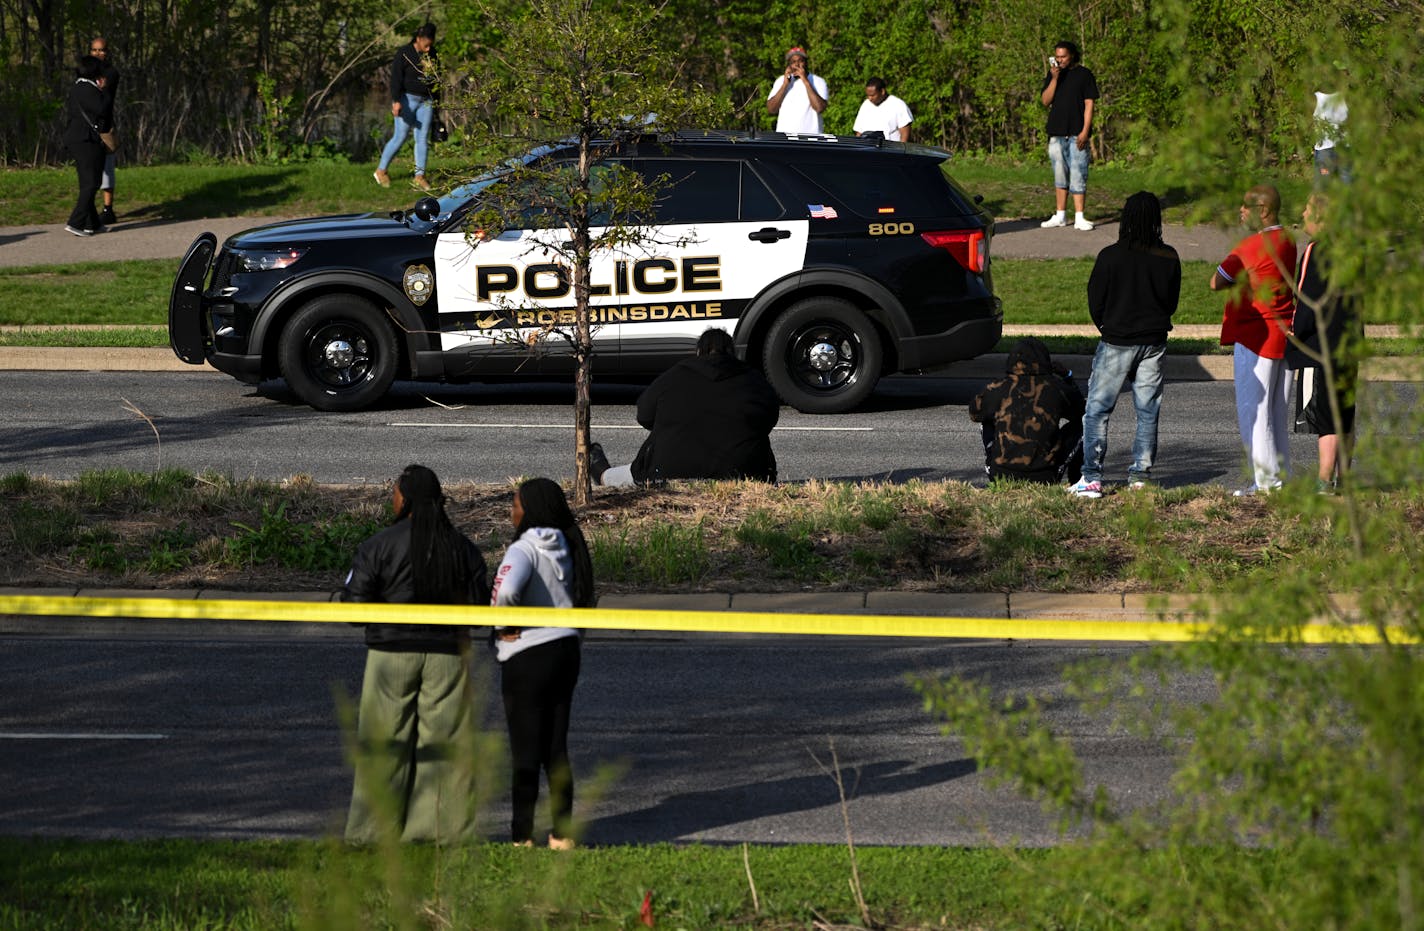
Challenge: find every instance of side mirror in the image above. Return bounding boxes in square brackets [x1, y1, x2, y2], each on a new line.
[413, 197, 443, 222]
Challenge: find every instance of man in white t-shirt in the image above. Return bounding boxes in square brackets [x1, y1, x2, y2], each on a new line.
[766, 46, 829, 134]
[853, 77, 913, 142]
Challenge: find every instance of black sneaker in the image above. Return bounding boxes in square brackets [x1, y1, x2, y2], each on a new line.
[588, 442, 610, 485]
[99, 207, 117, 225]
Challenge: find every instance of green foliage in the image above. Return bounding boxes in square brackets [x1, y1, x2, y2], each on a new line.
[733, 509, 825, 575]
[911, 4, 1424, 903]
[222, 502, 384, 572]
[590, 521, 710, 586]
[446, 0, 733, 501]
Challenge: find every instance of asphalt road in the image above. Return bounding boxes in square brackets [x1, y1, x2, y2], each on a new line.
[0, 633, 1195, 844]
[0, 369, 1363, 489]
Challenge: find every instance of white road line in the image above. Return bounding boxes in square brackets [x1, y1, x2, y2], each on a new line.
[0, 732, 168, 740]
[388, 422, 874, 432]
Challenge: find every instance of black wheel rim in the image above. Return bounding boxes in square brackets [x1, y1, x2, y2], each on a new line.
[303, 321, 375, 391]
[784, 320, 862, 393]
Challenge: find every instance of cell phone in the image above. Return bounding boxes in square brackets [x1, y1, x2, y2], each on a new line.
[1047, 57, 1057, 69]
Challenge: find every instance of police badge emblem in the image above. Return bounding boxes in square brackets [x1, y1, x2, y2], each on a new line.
[402, 264, 434, 306]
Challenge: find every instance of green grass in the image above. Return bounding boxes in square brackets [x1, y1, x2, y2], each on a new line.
[2, 836, 1321, 931]
[945, 153, 1316, 225]
[0, 158, 481, 227]
[995, 257, 1222, 326]
[6, 468, 1418, 596]
[0, 260, 174, 326]
[0, 326, 167, 347]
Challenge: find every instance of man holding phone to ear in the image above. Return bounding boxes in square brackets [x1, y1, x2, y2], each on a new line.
[1040, 41, 1098, 231]
[767, 46, 829, 134]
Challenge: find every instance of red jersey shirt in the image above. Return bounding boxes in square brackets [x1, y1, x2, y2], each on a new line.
[1217, 226, 1298, 358]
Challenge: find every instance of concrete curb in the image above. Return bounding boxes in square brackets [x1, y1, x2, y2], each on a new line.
[0, 586, 1345, 641]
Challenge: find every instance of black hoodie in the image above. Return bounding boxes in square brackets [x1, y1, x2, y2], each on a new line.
[1086, 240, 1182, 345]
[630, 353, 780, 483]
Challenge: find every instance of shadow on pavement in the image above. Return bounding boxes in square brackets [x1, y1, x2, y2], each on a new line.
[581, 757, 978, 844]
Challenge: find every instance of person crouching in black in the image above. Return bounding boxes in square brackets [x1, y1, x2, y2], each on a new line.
[590, 328, 781, 486]
[969, 336, 1085, 484]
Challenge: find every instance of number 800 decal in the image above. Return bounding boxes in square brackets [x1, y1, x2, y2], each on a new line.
[868, 222, 916, 236]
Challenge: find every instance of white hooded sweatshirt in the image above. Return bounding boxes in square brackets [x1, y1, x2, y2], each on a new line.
[490, 527, 580, 662]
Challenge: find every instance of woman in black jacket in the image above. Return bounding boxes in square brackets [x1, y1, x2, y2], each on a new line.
[62, 55, 113, 237]
[342, 464, 490, 844]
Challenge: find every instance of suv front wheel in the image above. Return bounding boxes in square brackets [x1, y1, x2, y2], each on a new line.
[763, 297, 883, 414]
[278, 295, 398, 411]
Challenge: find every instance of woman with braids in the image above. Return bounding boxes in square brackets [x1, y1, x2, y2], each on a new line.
[342, 464, 489, 844]
[1068, 191, 1182, 498]
[489, 478, 595, 849]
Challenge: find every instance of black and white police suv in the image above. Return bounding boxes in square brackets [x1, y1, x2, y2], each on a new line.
[169, 131, 1001, 413]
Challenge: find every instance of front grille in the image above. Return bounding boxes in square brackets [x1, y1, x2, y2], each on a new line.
[211, 251, 235, 293]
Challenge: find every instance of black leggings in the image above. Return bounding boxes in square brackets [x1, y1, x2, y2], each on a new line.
[68, 141, 105, 231]
[500, 636, 581, 842]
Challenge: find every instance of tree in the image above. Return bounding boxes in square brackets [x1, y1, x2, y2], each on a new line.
[914, 3, 1424, 925]
[444, 0, 727, 504]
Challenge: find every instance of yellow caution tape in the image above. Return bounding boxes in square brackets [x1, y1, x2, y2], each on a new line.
[0, 594, 1414, 644]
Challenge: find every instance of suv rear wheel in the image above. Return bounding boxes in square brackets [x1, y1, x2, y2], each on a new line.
[278, 295, 398, 411]
[763, 297, 883, 414]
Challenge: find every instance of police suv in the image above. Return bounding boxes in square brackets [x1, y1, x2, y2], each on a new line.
[169, 131, 1001, 413]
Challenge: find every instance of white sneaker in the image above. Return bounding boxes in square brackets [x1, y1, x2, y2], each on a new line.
[1074, 215, 1095, 231]
[1068, 478, 1103, 499]
[1040, 214, 1068, 228]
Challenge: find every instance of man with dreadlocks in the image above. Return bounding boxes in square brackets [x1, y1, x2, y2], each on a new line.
[1069, 191, 1182, 498]
[343, 464, 490, 844]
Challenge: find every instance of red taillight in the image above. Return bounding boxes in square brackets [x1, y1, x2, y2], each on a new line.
[921, 229, 987, 274]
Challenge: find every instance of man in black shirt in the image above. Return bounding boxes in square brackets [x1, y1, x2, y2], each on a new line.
[1039, 41, 1099, 231]
[1070, 192, 1181, 497]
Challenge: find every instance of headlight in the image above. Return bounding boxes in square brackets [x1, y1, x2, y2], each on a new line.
[233, 248, 307, 272]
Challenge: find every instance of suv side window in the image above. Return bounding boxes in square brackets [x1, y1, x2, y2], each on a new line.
[791, 162, 955, 219]
[635, 159, 784, 223]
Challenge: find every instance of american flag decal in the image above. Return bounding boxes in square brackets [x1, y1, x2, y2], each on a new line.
[808, 204, 839, 219]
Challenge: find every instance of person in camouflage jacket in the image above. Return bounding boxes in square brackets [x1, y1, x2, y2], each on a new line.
[968, 337, 1085, 483]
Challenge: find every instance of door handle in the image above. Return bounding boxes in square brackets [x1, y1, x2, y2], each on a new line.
[747, 227, 791, 243]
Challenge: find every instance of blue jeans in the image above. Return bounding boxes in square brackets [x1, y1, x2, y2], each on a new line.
[1080, 341, 1165, 484]
[378, 93, 432, 174]
[1048, 135, 1090, 194]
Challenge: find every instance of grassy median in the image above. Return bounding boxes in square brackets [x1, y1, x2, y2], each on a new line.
[2, 468, 1418, 596]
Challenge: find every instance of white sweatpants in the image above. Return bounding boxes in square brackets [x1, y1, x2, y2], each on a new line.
[1233, 343, 1291, 489]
